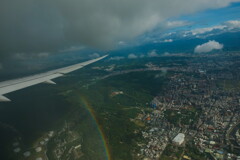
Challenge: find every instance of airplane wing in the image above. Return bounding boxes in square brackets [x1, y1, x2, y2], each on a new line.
[0, 55, 108, 102]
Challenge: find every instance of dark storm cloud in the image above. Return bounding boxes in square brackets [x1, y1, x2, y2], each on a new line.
[0, 0, 239, 58]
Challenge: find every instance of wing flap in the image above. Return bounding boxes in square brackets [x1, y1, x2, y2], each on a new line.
[0, 95, 11, 102]
[44, 80, 56, 85]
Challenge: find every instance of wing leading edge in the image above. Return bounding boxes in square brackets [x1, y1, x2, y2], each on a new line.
[0, 55, 108, 102]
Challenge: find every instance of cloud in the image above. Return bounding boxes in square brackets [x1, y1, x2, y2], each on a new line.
[0, 0, 238, 58]
[109, 56, 125, 61]
[154, 39, 173, 43]
[12, 52, 50, 60]
[183, 20, 240, 37]
[163, 39, 173, 43]
[128, 53, 138, 59]
[37, 52, 49, 58]
[225, 20, 240, 29]
[194, 40, 223, 53]
[89, 53, 100, 58]
[189, 25, 226, 35]
[118, 41, 126, 46]
[164, 52, 170, 56]
[60, 46, 85, 52]
[166, 21, 190, 28]
[148, 50, 159, 57]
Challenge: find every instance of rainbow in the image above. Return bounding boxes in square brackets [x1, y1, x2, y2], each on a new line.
[79, 96, 112, 160]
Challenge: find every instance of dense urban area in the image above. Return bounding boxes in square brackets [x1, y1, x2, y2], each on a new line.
[136, 53, 240, 160]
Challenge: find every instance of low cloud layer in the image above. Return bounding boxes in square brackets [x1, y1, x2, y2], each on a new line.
[0, 0, 238, 58]
[194, 40, 224, 53]
[109, 56, 125, 61]
[89, 53, 100, 58]
[148, 50, 159, 57]
[163, 39, 173, 43]
[128, 54, 138, 59]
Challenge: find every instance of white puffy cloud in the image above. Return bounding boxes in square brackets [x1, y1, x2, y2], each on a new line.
[128, 53, 138, 59]
[148, 50, 159, 57]
[0, 0, 238, 58]
[194, 40, 223, 53]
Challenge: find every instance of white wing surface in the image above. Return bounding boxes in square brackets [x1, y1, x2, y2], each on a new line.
[0, 55, 107, 101]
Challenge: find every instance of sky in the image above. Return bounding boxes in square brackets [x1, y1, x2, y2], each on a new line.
[180, 2, 240, 26]
[0, 0, 240, 61]
[139, 2, 240, 44]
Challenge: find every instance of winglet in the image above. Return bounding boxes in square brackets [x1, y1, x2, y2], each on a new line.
[44, 80, 56, 85]
[0, 95, 11, 102]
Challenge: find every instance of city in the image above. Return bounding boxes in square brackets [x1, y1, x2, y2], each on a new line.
[135, 53, 240, 160]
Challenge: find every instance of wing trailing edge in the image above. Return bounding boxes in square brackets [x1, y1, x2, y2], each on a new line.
[0, 55, 108, 102]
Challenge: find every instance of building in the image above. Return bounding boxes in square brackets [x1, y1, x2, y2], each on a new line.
[173, 133, 185, 145]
